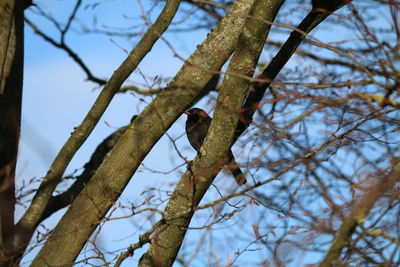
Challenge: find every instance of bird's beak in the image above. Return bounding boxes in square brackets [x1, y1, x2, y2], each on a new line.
[183, 110, 190, 115]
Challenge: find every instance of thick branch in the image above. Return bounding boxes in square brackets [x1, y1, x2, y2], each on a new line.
[0, 0, 15, 95]
[16, 0, 181, 256]
[0, 0, 24, 264]
[139, 0, 283, 265]
[30, 0, 253, 265]
[40, 124, 129, 222]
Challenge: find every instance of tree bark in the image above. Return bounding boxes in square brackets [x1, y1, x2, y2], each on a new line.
[139, 1, 352, 266]
[0, 0, 24, 265]
[30, 0, 254, 265]
[138, 0, 284, 266]
[14, 0, 182, 257]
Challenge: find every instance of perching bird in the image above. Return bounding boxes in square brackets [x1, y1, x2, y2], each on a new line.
[184, 108, 247, 185]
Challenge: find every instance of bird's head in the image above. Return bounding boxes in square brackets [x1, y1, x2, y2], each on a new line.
[184, 108, 209, 118]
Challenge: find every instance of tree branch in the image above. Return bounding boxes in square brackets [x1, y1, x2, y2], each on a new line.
[139, 0, 284, 265]
[40, 124, 130, 223]
[30, 0, 252, 264]
[0, 0, 24, 264]
[319, 162, 400, 266]
[16, 0, 181, 258]
[25, 18, 107, 85]
[240, 0, 351, 132]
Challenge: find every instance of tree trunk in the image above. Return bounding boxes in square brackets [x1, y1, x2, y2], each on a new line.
[0, 0, 24, 265]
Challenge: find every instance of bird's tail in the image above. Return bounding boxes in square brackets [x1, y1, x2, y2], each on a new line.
[227, 153, 247, 185]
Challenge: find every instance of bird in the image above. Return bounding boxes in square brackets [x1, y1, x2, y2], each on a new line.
[184, 108, 247, 185]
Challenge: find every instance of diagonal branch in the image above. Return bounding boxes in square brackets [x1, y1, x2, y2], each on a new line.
[319, 162, 400, 267]
[240, 0, 352, 132]
[139, 0, 284, 265]
[15, 0, 182, 259]
[40, 124, 130, 223]
[29, 0, 253, 264]
[25, 18, 107, 85]
[139, 1, 352, 266]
